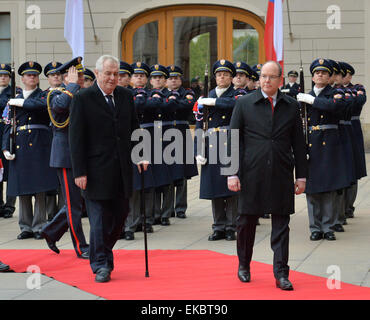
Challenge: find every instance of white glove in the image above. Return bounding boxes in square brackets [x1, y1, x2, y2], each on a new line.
[281, 89, 290, 93]
[197, 98, 216, 106]
[3, 150, 15, 161]
[8, 98, 24, 107]
[297, 93, 315, 105]
[196, 155, 207, 165]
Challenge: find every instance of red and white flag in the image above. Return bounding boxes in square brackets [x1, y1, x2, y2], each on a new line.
[64, 0, 85, 59]
[264, 0, 284, 70]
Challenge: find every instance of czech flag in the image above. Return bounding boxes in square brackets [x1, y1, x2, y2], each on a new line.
[264, 0, 284, 70]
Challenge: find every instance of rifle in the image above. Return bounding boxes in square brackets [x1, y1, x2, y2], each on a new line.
[9, 65, 16, 155]
[202, 64, 209, 131]
[299, 64, 308, 145]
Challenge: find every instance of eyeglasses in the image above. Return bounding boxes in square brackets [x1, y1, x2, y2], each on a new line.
[260, 75, 280, 80]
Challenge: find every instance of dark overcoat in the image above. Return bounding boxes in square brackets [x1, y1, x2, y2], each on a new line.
[0, 85, 12, 181]
[2, 88, 58, 196]
[230, 88, 307, 216]
[69, 82, 139, 200]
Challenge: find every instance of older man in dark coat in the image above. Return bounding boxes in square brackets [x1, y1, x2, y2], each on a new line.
[228, 61, 307, 291]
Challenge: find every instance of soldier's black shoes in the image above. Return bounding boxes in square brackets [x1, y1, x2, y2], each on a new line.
[78, 251, 89, 259]
[176, 212, 187, 219]
[17, 231, 34, 240]
[144, 224, 154, 233]
[2, 207, 15, 219]
[331, 224, 345, 232]
[208, 230, 225, 241]
[276, 277, 294, 291]
[95, 268, 111, 283]
[0, 261, 10, 272]
[225, 230, 236, 241]
[238, 265, 251, 283]
[161, 218, 170, 226]
[324, 231, 336, 241]
[125, 231, 135, 240]
[33, 232, 44, 240]
[310, 231, 323, 241]
[41, 232, 60, 254]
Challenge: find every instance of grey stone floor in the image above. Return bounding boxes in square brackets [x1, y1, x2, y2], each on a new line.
[1, 155, 370, 300]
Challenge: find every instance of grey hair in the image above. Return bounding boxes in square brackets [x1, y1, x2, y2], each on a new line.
[95, 55, 119, 72]
[262, 60, 283, 77]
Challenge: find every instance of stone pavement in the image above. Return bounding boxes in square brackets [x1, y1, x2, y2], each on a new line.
[1, 155, 370, 300]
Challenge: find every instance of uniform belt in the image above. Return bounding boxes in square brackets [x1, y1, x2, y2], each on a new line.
[160, 121, 174, 126]
[209, 126, 230, 132]
[140, 123, 154, 129]
[308, 124, 338, 131]
[351, 116, 360, 121]
[339, 120, 351, 125]
[173, 120, 189, 125]
[16, 124, 50, 132]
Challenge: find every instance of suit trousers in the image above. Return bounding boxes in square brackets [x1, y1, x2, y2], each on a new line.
[175, 179, 187, 214]
[125, 188, 155, 232]
[211, 196, 237, 232]
[236, 214, 290, 279]
[333, 190, 346, 226]
[19, 192, 47, 233]
[306, 191, 336, 233]
[85, 195, 129, 273]
[41, 168, 89, 256]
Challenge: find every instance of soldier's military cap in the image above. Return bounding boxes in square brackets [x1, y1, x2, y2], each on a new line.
[119, 61, 134, 75]
[337, 62, 347, 77]
[56, 56, 84, 74]
[328, 60, 341, 75]
[287, 70, 299, 77]
[233, 61, 253, 77]
[310, 58, 333, 76]
[44, 61, 62, 77]
[339, 62, 355, 76]
[131, 62, 150, 76]
[150, 64, 169, 78]
[0, 63, 11, 75]
[212, 59, 236, 77]
[18, 61, 42, 76]
[167, 65, 183, 77]
[250, 68, 260, 81]
[84, 68, 95, 81]
[252, 64, 262, 75]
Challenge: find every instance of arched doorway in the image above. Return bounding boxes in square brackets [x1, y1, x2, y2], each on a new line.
[121, 5, 265, 87]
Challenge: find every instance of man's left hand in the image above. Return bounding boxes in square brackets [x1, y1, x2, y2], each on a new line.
[228, 176, 241, 192]
[137, 160, 149, 173]
[295, 180, 306, 195]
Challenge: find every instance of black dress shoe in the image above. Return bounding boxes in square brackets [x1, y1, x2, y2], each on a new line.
[324, 231, 336, 241]
[135, 223, 143, 232]
[345, 211, 354, 219]
[0, 261, 10, 272]
[17, 231, 34, 240]
[310, 231, 323, 241]
[144, 224, 153, 233]
[125, 231, 135, 240]
[276, 277, 294, 290]
[95, 268, 111, 283]
[208, 230, 225, 241]
[332, 224, 345, 232]
[238, 265, 251, 282]
[3, 207, 15, 219]
[171, 211, 176, 217]
[153, 218, 161, 225]
[41, 232, 60, 254]
[176, 212, 187, 219]
[342, 219, 348, 225]
[33, 232, 44, 240]
[161, 218, 170, 226]
[78, 251, 89, 259]
[262, 214, 270, 219]
[225, 230, 236, 241]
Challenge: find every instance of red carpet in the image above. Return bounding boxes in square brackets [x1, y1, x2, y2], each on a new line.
[1, 249, 370, 300]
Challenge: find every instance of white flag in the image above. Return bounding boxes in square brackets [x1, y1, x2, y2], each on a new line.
[64, 0, 84, 59]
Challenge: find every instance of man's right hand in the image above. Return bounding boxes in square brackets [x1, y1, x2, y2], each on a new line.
[228, 176, 241, 192]
[66, 66, 78, 84]
[75, 175, 87, 190]
[3, 150, 15, 161]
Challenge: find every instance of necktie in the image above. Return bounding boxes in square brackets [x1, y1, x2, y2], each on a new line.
[106, 94, 115, 111]
[268, 96, 274, 113]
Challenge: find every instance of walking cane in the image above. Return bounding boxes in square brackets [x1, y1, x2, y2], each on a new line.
[140, 163, 149, 277]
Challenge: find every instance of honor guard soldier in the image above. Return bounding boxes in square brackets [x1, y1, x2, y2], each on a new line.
[147, 64, 176, 226]
[83, 68, 95, 88]
[233, 61, 255, 94]
[118, 61, 134, 89]
[122, 61, 156, 240]
[0, 64, 17, 218]
[43, 61, 64, 221]
[338, 62, 367, 220]
[297, 58, 348, 241]
[3, 61, 59, 240]
[195, 59, 238, 241]
[40, 57, 89, 258]
[281, 70, 301, 99]
[166, 65, 198, 219]
[252, 64, 262, 89]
